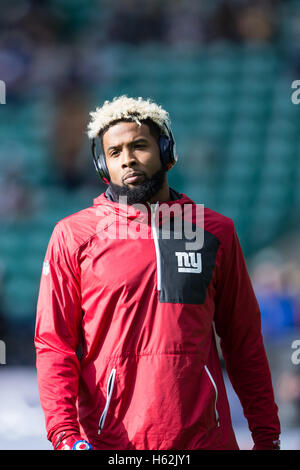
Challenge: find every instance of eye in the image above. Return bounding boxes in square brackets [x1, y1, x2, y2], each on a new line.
[134, 142, 146, 149]
[110, 149, 120, 157]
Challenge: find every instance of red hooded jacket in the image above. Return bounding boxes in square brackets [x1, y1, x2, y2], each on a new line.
[34, 189, 280, 450]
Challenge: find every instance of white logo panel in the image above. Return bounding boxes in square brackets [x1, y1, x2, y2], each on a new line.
[175, 252, 202, 273]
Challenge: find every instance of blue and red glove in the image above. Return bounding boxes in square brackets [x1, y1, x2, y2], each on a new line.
[53, 431, 93, 450]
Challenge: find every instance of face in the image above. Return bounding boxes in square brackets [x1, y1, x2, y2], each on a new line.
[102, 121, 162, 186]
[102, 121, 168, 204]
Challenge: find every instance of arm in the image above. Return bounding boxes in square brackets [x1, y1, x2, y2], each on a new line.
[34, 222, 86, 448]
[214, 220, 281, 450]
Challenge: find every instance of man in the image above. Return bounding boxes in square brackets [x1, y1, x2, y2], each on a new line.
[35, 95, 281, 450]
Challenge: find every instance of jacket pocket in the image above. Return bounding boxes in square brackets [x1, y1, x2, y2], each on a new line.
[204, 365, 220, 427]
[98, 368, 116, 435]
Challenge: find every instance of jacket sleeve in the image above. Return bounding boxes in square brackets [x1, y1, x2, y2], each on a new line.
[214, 219, 281, 449]
[34, 221, 83, 444]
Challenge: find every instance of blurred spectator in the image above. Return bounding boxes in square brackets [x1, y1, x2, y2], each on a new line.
[0, 0, 65, 99]
[108, 0, 165, 44]
[251, 251, 300, 340]
[51, 78, 91, 189]
[17, 1, 65, 43]
[209, 0, 277, 44]
[277, 371, 300, 403]
[277, 370, 300, 427]
[280, 262, 300, 328]
[250, 250, 300, 429]
[209, 1, 240, 42]
[0, 164, 33, 220]
[0, 29, 34, 101]
[163, 0, 205, 46]
[236, 2, 276, 44]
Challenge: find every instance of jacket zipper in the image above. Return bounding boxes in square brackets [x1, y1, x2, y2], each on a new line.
[148, 201, 161, 291]
[204, 365, 220, 427]
[98, 368, 116, 435]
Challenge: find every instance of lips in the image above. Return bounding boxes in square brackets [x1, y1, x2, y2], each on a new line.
[123, 172, 144, 183]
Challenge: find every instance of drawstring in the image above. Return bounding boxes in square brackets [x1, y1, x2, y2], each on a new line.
[98, 368, 116, 435]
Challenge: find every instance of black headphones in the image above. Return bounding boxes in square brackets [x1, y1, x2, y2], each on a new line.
[91, 121, 177, 184]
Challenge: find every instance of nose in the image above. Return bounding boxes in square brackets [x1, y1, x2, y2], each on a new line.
[121, 147, 137, 168]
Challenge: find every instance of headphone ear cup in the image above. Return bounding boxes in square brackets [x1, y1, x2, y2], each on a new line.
[92, 139, 110, 184]
[159, 135, 175, 170]
[97, 151, 110, 183]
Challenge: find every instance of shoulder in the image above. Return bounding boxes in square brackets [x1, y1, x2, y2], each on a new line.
[203, 206, 235, 246]
[51, 199, 110, 255]
[176, 191, 237, 252]
[180, 192, 235, 246]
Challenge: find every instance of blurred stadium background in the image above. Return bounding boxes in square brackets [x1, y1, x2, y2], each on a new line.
[0, 0, 300, 450]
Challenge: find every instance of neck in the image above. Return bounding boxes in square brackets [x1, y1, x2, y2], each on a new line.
[147, 181, 171, 203]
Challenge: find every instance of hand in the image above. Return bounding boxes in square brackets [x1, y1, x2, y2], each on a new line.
[252, 439, 280, 450]
[53, 432, 93, 450]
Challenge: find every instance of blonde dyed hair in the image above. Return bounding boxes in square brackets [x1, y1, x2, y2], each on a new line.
[87, 95, 171, 139]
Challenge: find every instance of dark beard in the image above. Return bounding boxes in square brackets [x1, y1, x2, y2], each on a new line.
[108, 166, 167, 205]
